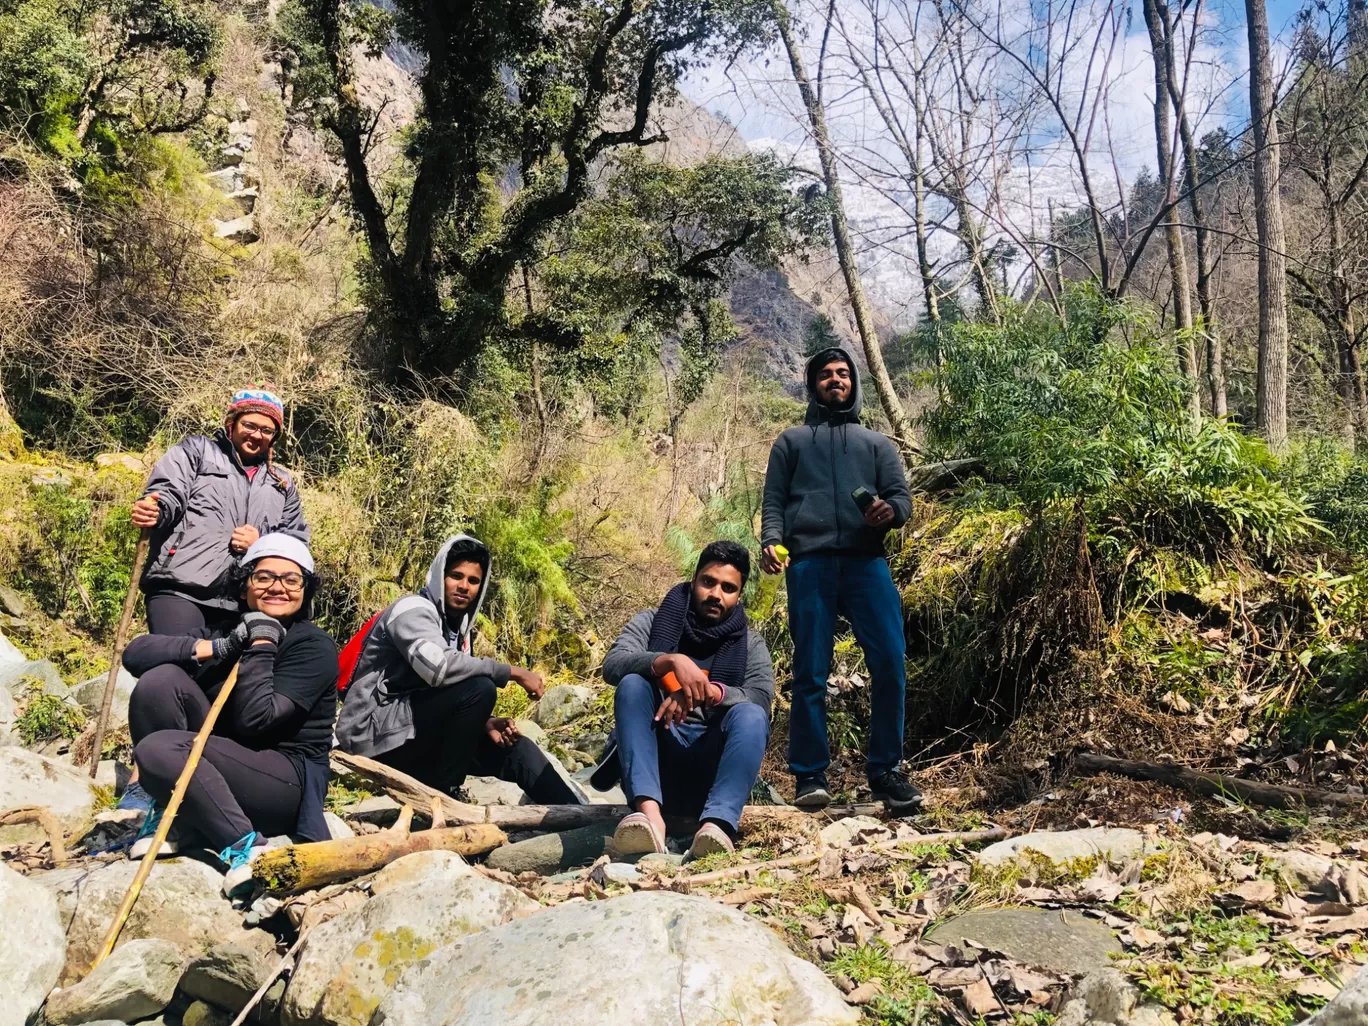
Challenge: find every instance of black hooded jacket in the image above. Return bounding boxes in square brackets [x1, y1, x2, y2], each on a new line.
[760, 347, 912, 561]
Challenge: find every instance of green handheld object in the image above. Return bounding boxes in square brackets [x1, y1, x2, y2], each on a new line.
[851, 486, 876, 512]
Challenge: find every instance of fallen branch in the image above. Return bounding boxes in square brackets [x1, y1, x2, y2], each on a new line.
[251, 808, 507, 892]
[1075, 752, 1368, 810]
[676, 853, 822, 887]
[824, 881, 884, 926]
[863, 827, 1009, 853]
[0, 805, 66, 863]
[332, 751, 880, 834]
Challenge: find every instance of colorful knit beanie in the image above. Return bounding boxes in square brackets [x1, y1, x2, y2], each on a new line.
[226, 387, 285, 432]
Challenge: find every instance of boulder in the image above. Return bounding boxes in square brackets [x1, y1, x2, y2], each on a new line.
[0, 862, 66, 1026]
[461, 775, 528, 806]
[45, 938, 186, 1026]
[0, 657, 68, 700]
[35, 857, 275, 985]
[484, 822, 613, 875]
[370, 850, 474, 894]
[374, 891, 860, 1026]
[1056, 969, 1177, 1026]
[282, 869, 538, 1026]
[976, 827, 1153, 868]
[530, 684, 594, 728]
[214, 215, 259, 245]
[180, 942, 277, 1014]
[925, 908, 1123, 975]
[0, 629, 25, 669]
[339, 795, 401, 827]
[0, 747, 96, 843]
[0, 585, 27, 617]
[71, 668, 138, 728]
[183, 1000, 234, 1026]
[323, 811, 354, 839]
[1305, 964, 1368, 1026]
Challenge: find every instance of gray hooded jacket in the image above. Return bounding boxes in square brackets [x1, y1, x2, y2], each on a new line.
[140, 431, 310, 610]
[761, 347, 911, 561]
[335, 534, 512, 758]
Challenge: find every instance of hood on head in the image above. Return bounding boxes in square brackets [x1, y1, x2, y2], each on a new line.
[804, 345, 863, 425]
[423, 533, 492, 643]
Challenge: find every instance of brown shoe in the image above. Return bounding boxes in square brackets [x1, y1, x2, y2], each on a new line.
[686, 822, 735, 861]
[613, 812, 666, 855]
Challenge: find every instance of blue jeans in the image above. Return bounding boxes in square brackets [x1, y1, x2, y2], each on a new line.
[786, 554, 906, 778]
[614, 674, 770, 832]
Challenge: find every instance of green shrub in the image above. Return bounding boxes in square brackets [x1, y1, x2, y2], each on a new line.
[15, 682, 86, 747]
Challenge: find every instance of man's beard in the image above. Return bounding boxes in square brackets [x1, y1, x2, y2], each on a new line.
[695, 599, 725, 622]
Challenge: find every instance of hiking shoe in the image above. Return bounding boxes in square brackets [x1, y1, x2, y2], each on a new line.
[127, 804, 179, 860]
[116, 781, 155, 814]
[219, 831, 264, 898]
[793, 774, 831, 810]
[686, 822, 735, 862]
[869, 770, 923, 813]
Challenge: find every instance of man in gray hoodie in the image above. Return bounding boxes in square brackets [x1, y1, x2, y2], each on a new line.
[760, 347, 919, 812]
[335, 534, 582, 804]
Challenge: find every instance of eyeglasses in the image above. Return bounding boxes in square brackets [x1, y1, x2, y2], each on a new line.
[249, 570, 305, 592]
[237, 422, 278, 439]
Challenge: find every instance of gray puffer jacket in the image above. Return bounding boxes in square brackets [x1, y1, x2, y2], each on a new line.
[139, 431, 309, 610]
[335, 534, 512, 758]
[761, 347, 911, 561]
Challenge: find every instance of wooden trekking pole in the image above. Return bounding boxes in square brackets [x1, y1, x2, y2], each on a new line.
[89, 529, 152, 777]
[89, 661, 240, 972]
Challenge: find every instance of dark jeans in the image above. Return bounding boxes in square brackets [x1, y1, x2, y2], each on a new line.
[145, 594, 238, 636]
[614, 673, 769, 832]
[786, 554, 907, 778]
[130, 664, 302, 850]
[376, 677, 581, 805]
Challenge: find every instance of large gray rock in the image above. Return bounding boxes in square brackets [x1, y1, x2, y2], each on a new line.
[373, 891, 860, 1026]
[0, 747, 96, 843]
[461, 775, 528, 806]
[45, 938, 186, 1026]
[484, 822, 613, 875]
[976, 827, 1154, 868]
[282, 867, 538, 1026]
[1304, 964, 1368, 1026]
[180, 943, 277, 1014]
[35, 857, 275, 985]
[71, 668, 138, 728]
[1268, 850, 1337, 896]
[530, 684, 594, 728]
[0, 862, 66, 1026]
[0, 629, 26, 669]
[925, 908, 1123, 975]
[369, 850, 474, 894]
[0, 657, 68, 700]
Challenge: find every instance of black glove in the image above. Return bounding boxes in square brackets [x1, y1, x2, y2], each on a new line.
[212, 622, 248, 661]
[242, 611, 286, 646]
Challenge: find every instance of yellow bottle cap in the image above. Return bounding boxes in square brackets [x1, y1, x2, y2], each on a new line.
[774, 545, 789, 560]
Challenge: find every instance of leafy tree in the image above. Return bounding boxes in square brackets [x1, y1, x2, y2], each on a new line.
[0, 0, 219, 191]
[802, 312, 842, 356]
[276, 0, 798, 387]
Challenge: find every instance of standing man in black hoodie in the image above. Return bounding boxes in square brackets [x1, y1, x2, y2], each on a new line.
[760, 346, 919, 812]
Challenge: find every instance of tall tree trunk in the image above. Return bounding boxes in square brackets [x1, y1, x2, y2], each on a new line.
[773, 0, 917, 456]
[1246, 0, 1290, 449]
[1143, 0, 1200, 424]
[1326, 203, 1368, 446]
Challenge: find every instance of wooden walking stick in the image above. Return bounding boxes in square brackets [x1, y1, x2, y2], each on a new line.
[89, 528, 152, 777]
[88, 661, 240, 972]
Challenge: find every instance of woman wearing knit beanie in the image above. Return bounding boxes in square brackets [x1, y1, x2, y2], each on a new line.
[130, 387, 310, 636]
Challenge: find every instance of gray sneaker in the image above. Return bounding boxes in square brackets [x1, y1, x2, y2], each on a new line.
[793, 774, 832, 810]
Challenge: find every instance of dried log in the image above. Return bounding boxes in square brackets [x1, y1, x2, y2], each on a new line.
[332, 751, 879, 834]
[251, 820, 507, 892]
[0, 805, 66, 863]
[1075, 752, 1368, 810]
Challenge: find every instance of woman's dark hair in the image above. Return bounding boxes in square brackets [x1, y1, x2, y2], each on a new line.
[695, 540, 750, 586]
[234, 556, 321, 619]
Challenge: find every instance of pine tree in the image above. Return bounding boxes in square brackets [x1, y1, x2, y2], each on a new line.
[802, 313, 843, 357]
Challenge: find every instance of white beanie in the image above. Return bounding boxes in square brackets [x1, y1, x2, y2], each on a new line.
[242, 533, 315, 574]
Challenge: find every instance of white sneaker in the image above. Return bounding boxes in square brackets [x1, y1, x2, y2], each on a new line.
[128, 834, 179, 860]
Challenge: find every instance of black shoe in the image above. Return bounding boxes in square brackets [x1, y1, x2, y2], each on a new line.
[869, 770, 923, 813]
[793, 774, 832, 810]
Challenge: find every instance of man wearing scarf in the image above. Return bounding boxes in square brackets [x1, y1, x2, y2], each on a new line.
[601, 542, 773, 860]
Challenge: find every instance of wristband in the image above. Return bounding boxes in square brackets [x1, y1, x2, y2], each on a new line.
[660, 671, 682, 693]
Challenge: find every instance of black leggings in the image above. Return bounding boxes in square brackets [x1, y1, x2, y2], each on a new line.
[130, 665, 302, 850]
[145, 594, 238, 636]
[377, 677, 581, 805]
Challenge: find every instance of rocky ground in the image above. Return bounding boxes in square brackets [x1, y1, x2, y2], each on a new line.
[3, 627, 1367, 1026]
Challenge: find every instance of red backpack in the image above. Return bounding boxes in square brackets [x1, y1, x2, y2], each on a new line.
[336, 612, 381, 693]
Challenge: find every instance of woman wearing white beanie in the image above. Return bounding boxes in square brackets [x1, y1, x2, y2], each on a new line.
[121, 533, 338, 896]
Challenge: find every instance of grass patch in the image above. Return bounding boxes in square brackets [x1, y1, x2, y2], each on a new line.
[15, 682, 86, 746]
[828, 943, 937, 1026]
[325, 774, 377, 814]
